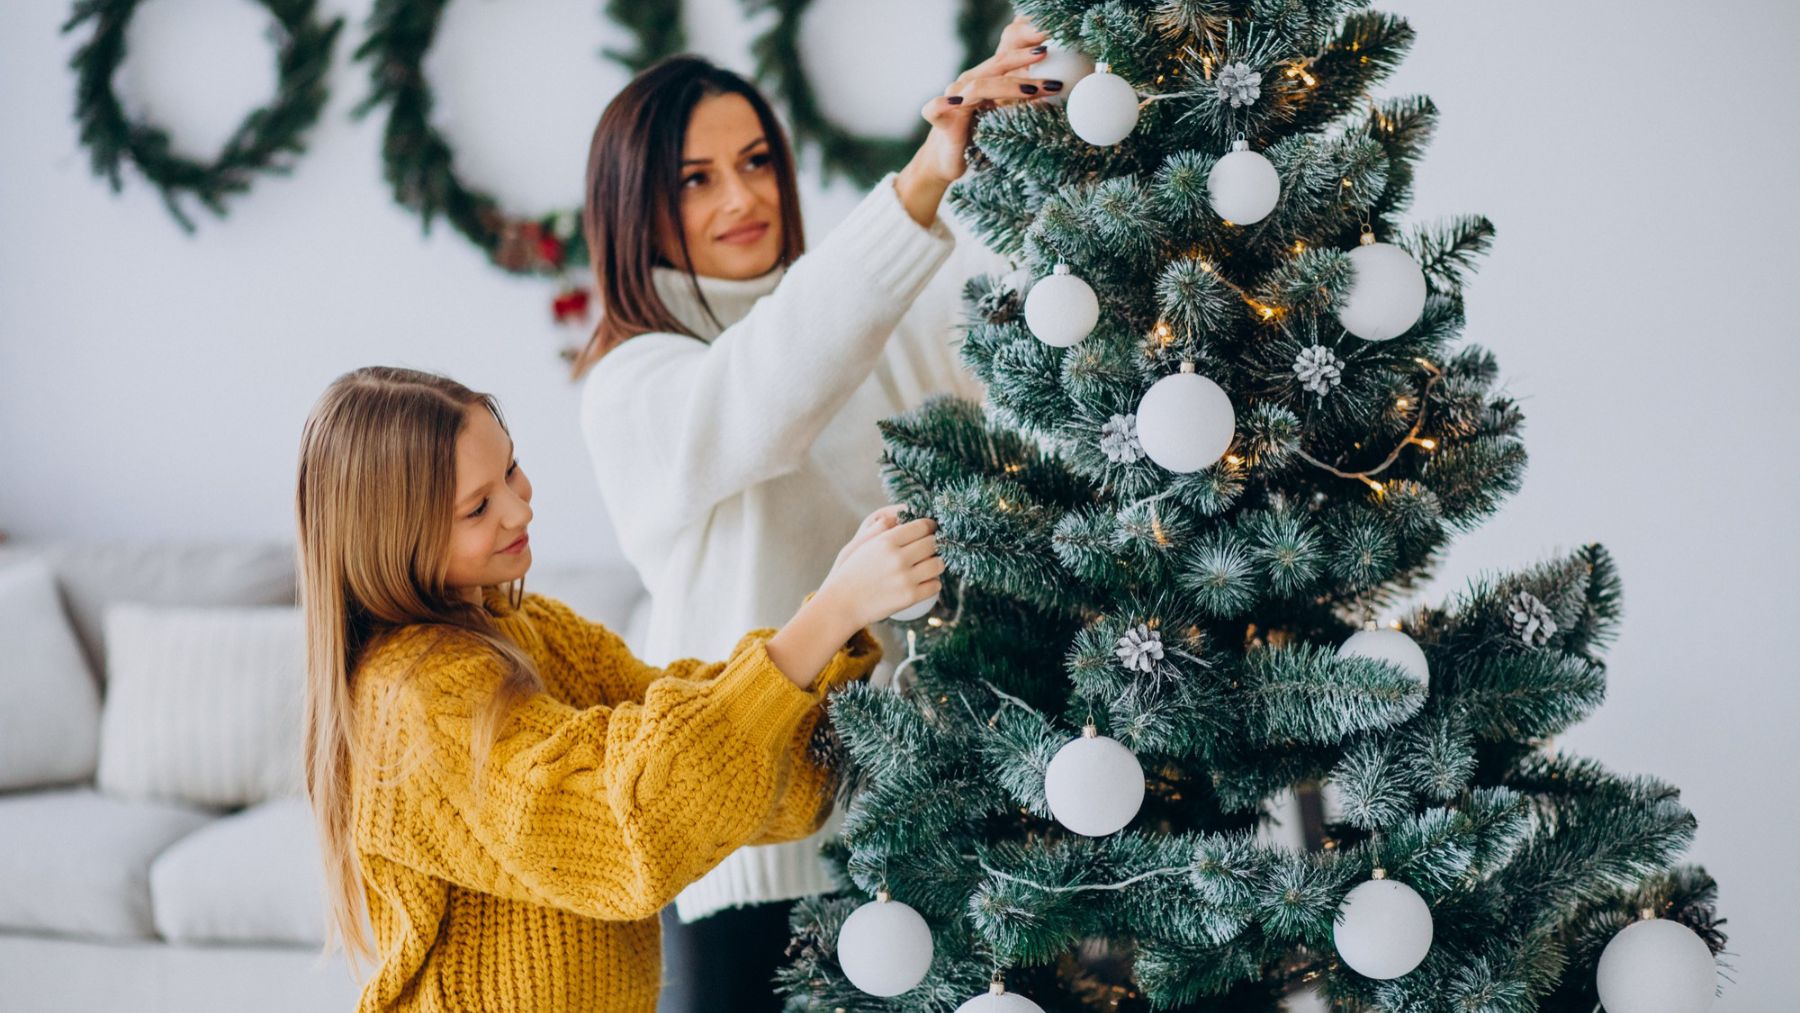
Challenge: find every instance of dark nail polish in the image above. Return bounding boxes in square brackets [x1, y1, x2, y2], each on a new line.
[1030, 45, 1047, 54]
[1042, 80, 1063, 92]
[947, 95, 964, 105]
[1019, 83, 1039, 94]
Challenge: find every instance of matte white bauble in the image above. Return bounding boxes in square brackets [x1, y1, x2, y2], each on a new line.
[837, 892, 933, 996]
[1024, 40, 1094, 88]
[1334, 876, 1434, 979]
[1043, 725, 1144, 836]
[890, 593, 939, 622]
[1023, 263, 1098, 347]
[1207, 139, 1281, 225]
[1337, 238, 1427, 341]
[955, 985, 1047, 1013]
[1065, 62, 1139, 146]
[1134, 366, 1236, 473]
[1596, 918, 1717, 1013]
[1336, 626, 1429, 684]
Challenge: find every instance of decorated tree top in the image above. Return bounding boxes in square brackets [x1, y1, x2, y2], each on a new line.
[780, 2, 1726, 1011]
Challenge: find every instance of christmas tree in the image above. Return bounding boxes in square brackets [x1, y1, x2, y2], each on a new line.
[779, 2, 1727, 1011]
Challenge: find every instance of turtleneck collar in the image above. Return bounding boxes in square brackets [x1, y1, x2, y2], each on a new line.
[650, 263, 785, 342]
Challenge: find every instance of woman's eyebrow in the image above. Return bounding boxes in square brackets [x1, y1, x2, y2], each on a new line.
[680, 138, 767, 167]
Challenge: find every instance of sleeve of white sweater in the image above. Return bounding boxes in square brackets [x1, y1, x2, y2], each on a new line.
[582, 173, 955, 533]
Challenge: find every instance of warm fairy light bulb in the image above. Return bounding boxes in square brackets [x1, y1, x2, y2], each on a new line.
[1293, 240, 1307, 253]
[1362, 477, 1385, 494]
[1395, 397, 1411, 409]
[927, 616, 944, 628]
[1415, 438, 1438, 450]
[1225, 454, 1242, 465]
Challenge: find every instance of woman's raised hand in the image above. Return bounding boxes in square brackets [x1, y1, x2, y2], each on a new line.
[915, 15, 1053, 183]
[895, 15, 1052, 225]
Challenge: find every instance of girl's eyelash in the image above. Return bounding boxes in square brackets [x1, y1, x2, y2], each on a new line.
[467, 462, 519, 518]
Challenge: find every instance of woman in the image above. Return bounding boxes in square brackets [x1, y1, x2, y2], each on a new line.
[571, 17, 1054, 1010]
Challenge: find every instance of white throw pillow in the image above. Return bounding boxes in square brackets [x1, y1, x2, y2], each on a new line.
[149, 797, 328, 945]
[0, 560, 102, 790]
[96, 604, 306, 808]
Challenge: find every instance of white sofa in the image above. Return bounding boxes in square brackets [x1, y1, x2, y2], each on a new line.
[0, 541, 650, 1013]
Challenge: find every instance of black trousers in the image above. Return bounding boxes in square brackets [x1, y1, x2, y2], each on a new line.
[658, 900, 795, 1012]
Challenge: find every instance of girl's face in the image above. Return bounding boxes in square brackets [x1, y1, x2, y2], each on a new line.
[444, 405, 533, 602]
[663, 92, 783, 280]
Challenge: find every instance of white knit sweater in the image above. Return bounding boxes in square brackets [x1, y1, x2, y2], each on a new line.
[578, 173, 1002, 921]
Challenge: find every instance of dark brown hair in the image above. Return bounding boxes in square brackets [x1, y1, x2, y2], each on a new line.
[571, 55, 805, 380]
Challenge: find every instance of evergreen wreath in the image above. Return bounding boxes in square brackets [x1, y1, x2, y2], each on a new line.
[62, 0, 343, 233]
[353, 0, 683, 278]
[747, 0, 1014, 187]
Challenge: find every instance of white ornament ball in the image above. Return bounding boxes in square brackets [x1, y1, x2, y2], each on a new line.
[837, 894, 934, 996]
[955, 987, 1047, 1013]
[1336, 627, 1430, 685]
[1065, 63, 1139, 146]
[1207, 140, 1281, 225]
[1023, 264, 1098, 347]
[1337, 240, 1427, 341]
[1596, 918, 1717, 1013]
[889, 593, 939, 622]
[1043, 727, 1145, 836]
[1024, 41, 1093, 88]
[1134, 369, 1236, 474]
[1334, 877, 1434, 979]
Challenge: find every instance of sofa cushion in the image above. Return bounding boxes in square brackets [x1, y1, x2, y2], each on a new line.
[97, 604, 305, 808]
[0, 541, 295, 684]
[0, 787, 216, 940]
[0, 560, 102, 791]
[149, 796, 326, 945]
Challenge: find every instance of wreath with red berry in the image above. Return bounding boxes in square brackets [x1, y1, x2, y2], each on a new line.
[353, 0, 682, 297]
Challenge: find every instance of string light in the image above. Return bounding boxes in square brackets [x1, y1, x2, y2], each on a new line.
[1296, 360, 1445, 489]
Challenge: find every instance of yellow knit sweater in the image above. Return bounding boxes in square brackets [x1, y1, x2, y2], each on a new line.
[348, 586, 878, 1012]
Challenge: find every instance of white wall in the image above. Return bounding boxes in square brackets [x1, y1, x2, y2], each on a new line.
[2, 0, 1794, 1006]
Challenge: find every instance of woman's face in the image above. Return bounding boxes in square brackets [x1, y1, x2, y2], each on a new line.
[444, 405, 534, 602]
[663, 92, 784, 280]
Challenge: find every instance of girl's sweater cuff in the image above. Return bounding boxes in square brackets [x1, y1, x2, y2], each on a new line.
[710, 638, 821, 754]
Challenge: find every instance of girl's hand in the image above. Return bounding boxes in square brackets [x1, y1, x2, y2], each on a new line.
[765, 516, 942, 690]
[831, 505, 905, 575]
[818, 516, 943, 632]
[895, 15, 1052, 224]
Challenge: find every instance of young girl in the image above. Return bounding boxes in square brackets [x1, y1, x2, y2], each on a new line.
[297, 366, 940, 1011]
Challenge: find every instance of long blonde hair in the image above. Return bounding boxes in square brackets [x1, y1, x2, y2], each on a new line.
[296, 366, 543, 975]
